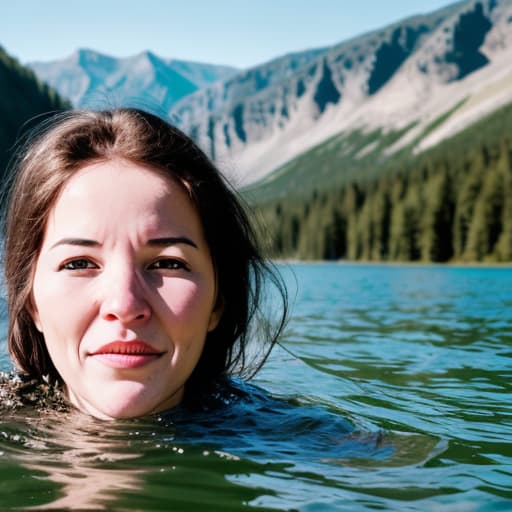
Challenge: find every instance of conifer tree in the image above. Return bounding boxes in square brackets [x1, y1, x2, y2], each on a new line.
[494, 140, 512, 260]
[357, 197, 374, 260]
[453, 146, 486, 258]
[371, 180, 391, 260]
[389, 199, 406, 260]
[464, 155, 504, 261]
[402, 184, 422, 260]
[344, 184, 364, 260]
[421, 164, 454, 261]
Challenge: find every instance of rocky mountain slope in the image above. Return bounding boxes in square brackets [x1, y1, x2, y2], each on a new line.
[170, 0, 512, 185]
[26, 1, 512, 188]
[28, 49, 238, 111]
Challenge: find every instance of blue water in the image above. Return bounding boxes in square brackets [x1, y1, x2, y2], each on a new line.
[0, 263, 511, 511]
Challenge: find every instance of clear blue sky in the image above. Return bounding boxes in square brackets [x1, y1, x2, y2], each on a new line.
[1, 0, 457, 68]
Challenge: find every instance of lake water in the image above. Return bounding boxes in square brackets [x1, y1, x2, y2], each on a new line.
[0, 263, 511, 511]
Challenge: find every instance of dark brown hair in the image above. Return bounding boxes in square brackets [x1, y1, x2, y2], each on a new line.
[2, 108, 287, 392]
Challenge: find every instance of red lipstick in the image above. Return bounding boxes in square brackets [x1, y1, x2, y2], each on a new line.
[90, 341, 163, 369]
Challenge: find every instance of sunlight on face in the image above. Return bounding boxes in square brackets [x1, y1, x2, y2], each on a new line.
[30, 159, 222, 419]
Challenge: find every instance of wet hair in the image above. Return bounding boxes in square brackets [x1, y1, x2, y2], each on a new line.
[1, 108, 287, 393]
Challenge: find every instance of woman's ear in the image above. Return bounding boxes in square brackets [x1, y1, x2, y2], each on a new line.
[26, 296, 43, 333]
[207, 296, 224, 332]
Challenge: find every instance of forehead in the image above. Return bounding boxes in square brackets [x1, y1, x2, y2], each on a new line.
[46, 158, 202, 238]
[62, 158, 177, 199]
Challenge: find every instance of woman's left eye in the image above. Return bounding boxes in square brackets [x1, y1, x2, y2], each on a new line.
[148, 259, 189, 271]
[60, 259, 97, 271]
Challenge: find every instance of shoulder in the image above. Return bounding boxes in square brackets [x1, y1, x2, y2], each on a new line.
[173, 376, 355, 435]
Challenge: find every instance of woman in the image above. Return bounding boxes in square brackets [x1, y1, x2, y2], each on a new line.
[1, 108, 287, 419]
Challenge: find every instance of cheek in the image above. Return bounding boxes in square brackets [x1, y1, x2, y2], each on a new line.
[159, 279, 214, 325]
[32, 276, 97, 343]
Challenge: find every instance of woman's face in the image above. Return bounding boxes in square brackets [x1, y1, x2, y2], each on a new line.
[30, 159, 221, 419]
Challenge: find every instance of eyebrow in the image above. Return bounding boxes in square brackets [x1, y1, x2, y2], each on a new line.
[147, 237, 198, 249]
[50, 238, 99, 249]
[50, 236, 198, 249]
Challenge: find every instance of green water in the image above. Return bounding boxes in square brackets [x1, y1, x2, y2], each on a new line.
[0, 263, 511, 511]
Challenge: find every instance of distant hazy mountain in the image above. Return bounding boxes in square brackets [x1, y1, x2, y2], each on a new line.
[28, 49, 239, 111]
[169, 0, 512, 185]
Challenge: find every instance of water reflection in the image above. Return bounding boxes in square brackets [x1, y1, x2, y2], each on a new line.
[2, 409, 144, 510]
[0, 379, 445, 510]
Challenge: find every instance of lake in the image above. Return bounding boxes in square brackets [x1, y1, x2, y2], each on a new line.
[0, 263, 511, 511]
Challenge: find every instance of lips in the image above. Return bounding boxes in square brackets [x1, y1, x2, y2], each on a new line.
[89, 341, 164, 369]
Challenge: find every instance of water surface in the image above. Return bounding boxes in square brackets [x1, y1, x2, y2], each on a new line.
[0, 263, 511, 510]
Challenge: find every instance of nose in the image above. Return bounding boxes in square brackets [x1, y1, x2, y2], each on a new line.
[100, 264, 151, 325]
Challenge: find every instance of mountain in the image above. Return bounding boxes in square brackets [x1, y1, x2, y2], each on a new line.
[28, 49, 239, 111]
[169, 0, 512, 186]
[25, 1, 512, 190]
[0, 46, 70, 178]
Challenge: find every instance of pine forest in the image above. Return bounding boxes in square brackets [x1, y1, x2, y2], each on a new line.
[253, 101, 512, 263]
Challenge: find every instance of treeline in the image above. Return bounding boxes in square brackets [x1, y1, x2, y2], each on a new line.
[256, 135, 512, 263]
[0, 45, 70, 178]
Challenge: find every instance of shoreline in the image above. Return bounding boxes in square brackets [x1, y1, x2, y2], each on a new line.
[272, 259, 512, 269]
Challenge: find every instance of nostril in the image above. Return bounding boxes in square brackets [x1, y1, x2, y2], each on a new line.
[99, 277, 151, 323]
[101, 304, 150, 323]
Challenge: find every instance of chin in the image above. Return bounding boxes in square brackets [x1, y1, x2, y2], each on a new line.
[69, 381, 177, 420]
[83, 398, 161, 420]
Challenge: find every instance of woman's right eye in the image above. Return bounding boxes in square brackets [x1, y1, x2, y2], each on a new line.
[59, 259, 97, 271]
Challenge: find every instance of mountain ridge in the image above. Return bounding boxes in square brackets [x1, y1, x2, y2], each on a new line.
[169, 0, 512, 186]
[28, 48, 239, 111]
[25, 0, 512, 188]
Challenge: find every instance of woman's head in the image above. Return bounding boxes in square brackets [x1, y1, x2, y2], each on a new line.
[2, 108, 286, 418]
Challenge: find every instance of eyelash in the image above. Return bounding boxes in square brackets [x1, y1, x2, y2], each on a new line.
[59, 258, 189, 272]
[147, 258, 190, 272]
